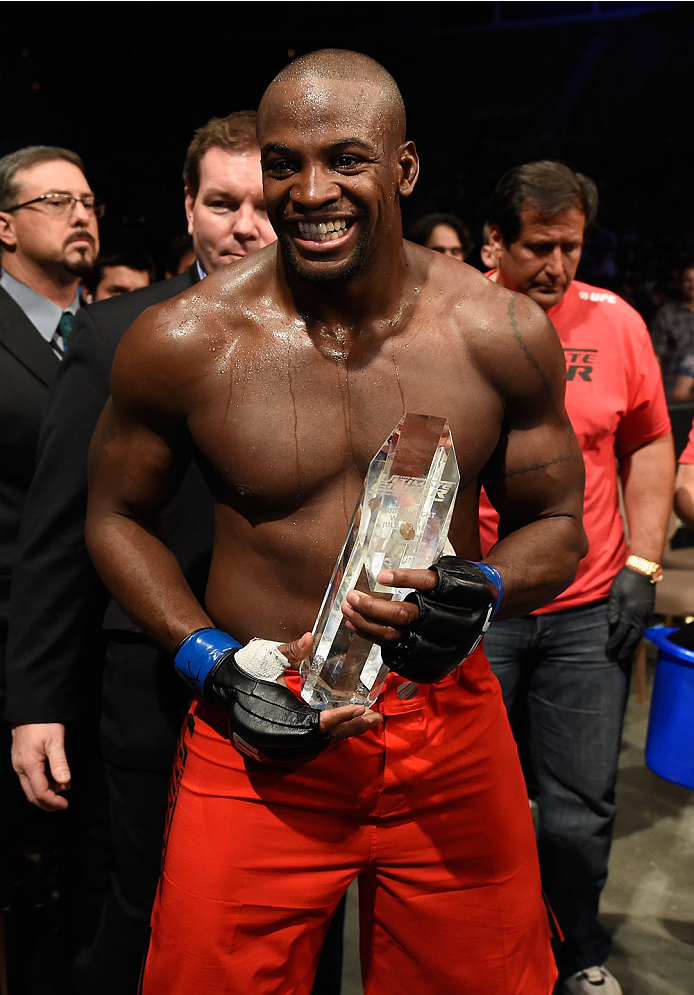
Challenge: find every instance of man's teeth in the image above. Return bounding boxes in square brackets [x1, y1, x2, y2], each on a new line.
[297, 219, 349, 241]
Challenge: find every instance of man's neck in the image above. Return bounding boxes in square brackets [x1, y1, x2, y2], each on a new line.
[2, 255, 81, 309]
[278, 240, 413, 345]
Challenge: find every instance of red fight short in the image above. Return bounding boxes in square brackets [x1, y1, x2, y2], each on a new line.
[141, 646, 557, 995]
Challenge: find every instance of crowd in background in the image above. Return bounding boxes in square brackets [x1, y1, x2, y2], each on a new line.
[98, 217, 694, 412]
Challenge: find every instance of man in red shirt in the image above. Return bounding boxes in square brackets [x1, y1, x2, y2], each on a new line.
[480, 161, 675, 995]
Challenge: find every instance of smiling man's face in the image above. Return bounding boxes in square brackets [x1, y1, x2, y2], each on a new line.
[259, 76, 413, 285]
[1, 159, 100, 277]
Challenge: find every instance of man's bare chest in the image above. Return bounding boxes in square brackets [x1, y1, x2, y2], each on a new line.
[187, 329, 500, 514]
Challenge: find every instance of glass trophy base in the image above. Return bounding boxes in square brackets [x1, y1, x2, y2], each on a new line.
[300, 642, 389, 710]
[300, 669, 375, 710]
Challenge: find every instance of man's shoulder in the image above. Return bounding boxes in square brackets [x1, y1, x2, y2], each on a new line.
[149, 248, 276, 335]
[110, 257, 277, 413]
[0, 284, 58, 388]
[0, 283, 38, 332]
[565, 279, 644, 326]
[419, 253, 563, 395]
[560, 282, 661, 391]
[422, 250, 532, 328]
[453, 261, 554, 344]
[80, 268, 197, 336]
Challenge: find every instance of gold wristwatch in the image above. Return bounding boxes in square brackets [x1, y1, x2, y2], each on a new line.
[625, 554, 664, 583]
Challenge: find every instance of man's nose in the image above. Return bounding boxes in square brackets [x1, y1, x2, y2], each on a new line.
[232, 202, 259, 241]
[71, 199, 91, 225]
[544, 247, 564, 278]
[290, 165, 339, 210]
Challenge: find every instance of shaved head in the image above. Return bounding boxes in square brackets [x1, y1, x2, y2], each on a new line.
[257, 48, 418, 288]
[258, 49, 406, 147]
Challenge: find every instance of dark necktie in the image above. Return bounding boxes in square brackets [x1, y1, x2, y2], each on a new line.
[51, 311, 74, 358]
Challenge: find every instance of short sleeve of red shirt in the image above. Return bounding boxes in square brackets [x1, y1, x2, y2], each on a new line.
[479, 281, 671, 612]
[679, 419, 694, 463]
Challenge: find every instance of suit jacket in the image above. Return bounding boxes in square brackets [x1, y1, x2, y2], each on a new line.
[0, 285, 60, 657]
[4, 266, 214, 724]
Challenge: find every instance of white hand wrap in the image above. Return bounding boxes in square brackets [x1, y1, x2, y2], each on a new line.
[233, 638, 290, 681]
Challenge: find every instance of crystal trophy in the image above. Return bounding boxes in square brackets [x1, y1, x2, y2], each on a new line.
[300, 413, 459, 710]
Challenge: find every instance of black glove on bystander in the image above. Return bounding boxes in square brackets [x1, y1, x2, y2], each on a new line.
[605, 566, 656, 665]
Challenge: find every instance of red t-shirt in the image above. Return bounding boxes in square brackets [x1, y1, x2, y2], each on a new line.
[679, 420, 694, 463]
[479, 279, 671, 612]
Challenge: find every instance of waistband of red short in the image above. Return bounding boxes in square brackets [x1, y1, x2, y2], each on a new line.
[283, 643, 488, 715]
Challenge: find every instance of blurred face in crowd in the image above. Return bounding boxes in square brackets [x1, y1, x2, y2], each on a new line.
[682, 267, 694, 308]
[0, 159, 100, 280]
[425, 224, 465, 260]
[93, 265, 151, 302]
[184, 148, 275, 275]
[490, 203, 585, 311]
[480, 242, 499, 270]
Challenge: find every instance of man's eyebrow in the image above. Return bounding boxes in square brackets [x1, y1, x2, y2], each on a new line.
[261, 143, 294, 157]
[43, 189, 93, 196]
[327, 139, 375, 153]
[261, 139, 375, 157]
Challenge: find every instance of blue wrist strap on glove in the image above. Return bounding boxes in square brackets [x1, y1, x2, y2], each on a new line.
[174, 628, 242, 694]
[172, 626, 329, 766]
[473, 562, 504, 617]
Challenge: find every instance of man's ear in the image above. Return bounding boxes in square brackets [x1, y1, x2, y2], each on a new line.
[487, 224, 506, 255]
[183, 188, 195, 237]
[0, 211, 18, 252]
[396, 142, 419, 199]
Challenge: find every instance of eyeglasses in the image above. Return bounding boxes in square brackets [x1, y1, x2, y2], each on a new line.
[4, 193, 106, 218]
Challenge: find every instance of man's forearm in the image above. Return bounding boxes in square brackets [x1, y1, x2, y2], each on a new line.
[672, 376, 693, 403]
[85, 512, 212, 652]
[675, 463, 694, 531]
[620, 433, 675, 562]
[485, 514, 587, 619]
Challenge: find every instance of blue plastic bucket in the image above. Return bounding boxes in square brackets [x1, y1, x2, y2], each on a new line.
[643, 626, 694, 790]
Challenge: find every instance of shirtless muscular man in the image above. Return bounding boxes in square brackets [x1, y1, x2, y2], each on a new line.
[85, 50, 587, 995]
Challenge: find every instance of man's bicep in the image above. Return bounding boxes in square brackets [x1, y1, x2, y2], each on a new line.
[484, 413, 584, 538]
[88, 395, 190, 524]
[481, 311, 584, 538]
[87, 309, 195, 522]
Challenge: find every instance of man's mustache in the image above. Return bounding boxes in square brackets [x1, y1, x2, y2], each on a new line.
[64, 232, 96, 249]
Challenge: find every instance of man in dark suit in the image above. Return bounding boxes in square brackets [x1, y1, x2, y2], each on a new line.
[0, 146, 102, 993]
[0, 145, 100, 686]
[4, 113, 278, 993]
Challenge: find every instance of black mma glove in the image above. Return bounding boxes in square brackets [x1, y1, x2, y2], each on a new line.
[381, 556, 503, 683]
[605, 565, 656, 665]
[174, 629, 329, 766]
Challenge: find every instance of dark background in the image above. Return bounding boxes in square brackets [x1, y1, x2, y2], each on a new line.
[1, 2, 693, 300]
